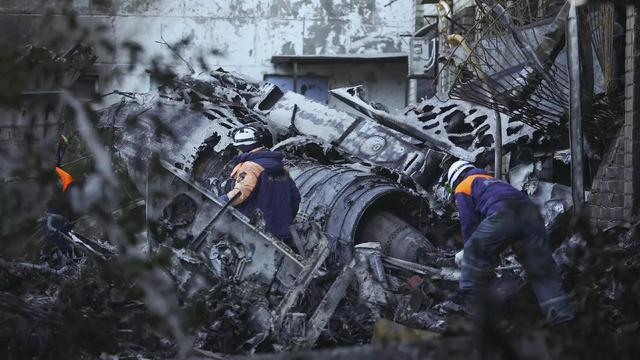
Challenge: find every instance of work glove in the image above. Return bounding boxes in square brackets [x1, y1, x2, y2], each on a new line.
[455, 250, 464, 268]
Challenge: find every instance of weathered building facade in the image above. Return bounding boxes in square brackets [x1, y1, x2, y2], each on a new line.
[0, 0, 415, 111]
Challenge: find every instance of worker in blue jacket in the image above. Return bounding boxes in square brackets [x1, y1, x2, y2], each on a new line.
[447, 160, 574, 324]
[221, 126, 301, 243]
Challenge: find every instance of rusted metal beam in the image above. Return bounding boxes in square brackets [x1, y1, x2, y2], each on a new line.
[303, 259, 357, 348]
[274, 229, 330, 332]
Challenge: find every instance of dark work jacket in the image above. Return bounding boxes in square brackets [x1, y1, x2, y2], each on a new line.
[46, 182, 77, 222]
[454, 168, 531, 242]
[45, 180, 78, 254]
[232, 150, 301, 239]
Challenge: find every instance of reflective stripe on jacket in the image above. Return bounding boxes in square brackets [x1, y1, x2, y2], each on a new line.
[47, 166, 78, 224]
[454, 168, 530, 242]
[55, 166, 74, 193]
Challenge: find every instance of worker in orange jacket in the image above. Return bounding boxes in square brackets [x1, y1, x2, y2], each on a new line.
[43, 136, 78, 256]
[447, 160, 574, 324]
[221, 126, 301, 243]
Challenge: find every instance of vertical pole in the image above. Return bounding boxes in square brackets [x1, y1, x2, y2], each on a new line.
[493, 106, 502, 179]
[625, 5, 640, 215]
[567, 1, 585, 214]
[409, 0, 419, 106]
[603, 2, 614, 96]
[481, 81, 503, 178]
[437, 1, 452, 97]
[408, 79, 418, 106]
[145, 162, 153, 255]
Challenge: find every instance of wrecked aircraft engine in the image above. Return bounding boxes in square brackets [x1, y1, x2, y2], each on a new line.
[289, 164, 432, 264]
[99, 74, 435, 282]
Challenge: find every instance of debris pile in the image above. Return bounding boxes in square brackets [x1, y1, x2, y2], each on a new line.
[0, 69, 485, 357]
[1, 8, 638, 353]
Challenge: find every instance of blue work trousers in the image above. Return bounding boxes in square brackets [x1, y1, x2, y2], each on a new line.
[44, 212, 73, 255]
[460, 200, 574, 323]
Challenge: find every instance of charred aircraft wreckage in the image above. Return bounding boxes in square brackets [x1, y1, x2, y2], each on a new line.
[90, 68, 546, 352]
[5, 2, 637, 357]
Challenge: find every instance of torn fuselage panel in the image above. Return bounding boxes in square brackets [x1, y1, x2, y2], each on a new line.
[254, 87, 444, 189]
[411, 97, 534, 162]
[98, 98, 240, 192]
[331, 86, 534, 164]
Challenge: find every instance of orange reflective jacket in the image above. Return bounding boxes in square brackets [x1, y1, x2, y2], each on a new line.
[55, 166, 74, 193]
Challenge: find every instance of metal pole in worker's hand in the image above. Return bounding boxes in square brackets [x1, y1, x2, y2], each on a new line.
[189, 192, 241, 251]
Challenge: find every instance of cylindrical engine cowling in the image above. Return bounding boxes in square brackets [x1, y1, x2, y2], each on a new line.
[355, 211, 436, 261]
[289, 164, 432, 265]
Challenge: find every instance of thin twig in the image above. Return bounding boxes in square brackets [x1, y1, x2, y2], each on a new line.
[495, 264, 523, 271]
[61, 154, 93, 167]
[156, 25, 195, 74]
[0, 259, 67, 276]
[100, 90, 139, 99]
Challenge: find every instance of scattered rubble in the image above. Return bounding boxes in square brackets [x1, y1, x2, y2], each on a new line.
[2, 3, 640, 358]
[2, 62, 639, 358]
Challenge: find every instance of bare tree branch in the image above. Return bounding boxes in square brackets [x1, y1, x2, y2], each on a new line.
[156, 25, 195, 75]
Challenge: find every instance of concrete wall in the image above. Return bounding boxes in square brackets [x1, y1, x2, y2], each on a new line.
[0, 0, 414, 110]
[291, 61, 409, 111]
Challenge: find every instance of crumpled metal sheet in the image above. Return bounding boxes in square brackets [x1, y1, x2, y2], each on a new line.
[330, 86, 534, 162]
[98, 100, 239, 188]
[554, 149, 572, 164]
[505, 154, 573, 229]
[255, 87, 444, 189]
[527, 181, 573, 228]
[410, 97, 534, 157]
[552, 233, 587, 272]
[330, 86, 479, 161]
[509, 163, 536, 191]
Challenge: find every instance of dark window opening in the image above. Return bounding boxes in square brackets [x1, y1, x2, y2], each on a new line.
[71, 74, 99, 100]
[264, 74, 329, 104]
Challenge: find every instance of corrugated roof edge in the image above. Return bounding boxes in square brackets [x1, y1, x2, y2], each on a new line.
[271, 53, 408, 65]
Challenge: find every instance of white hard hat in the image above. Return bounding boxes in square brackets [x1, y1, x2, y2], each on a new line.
[447, 160, 474, 187]
[232, 126, 259, 146]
